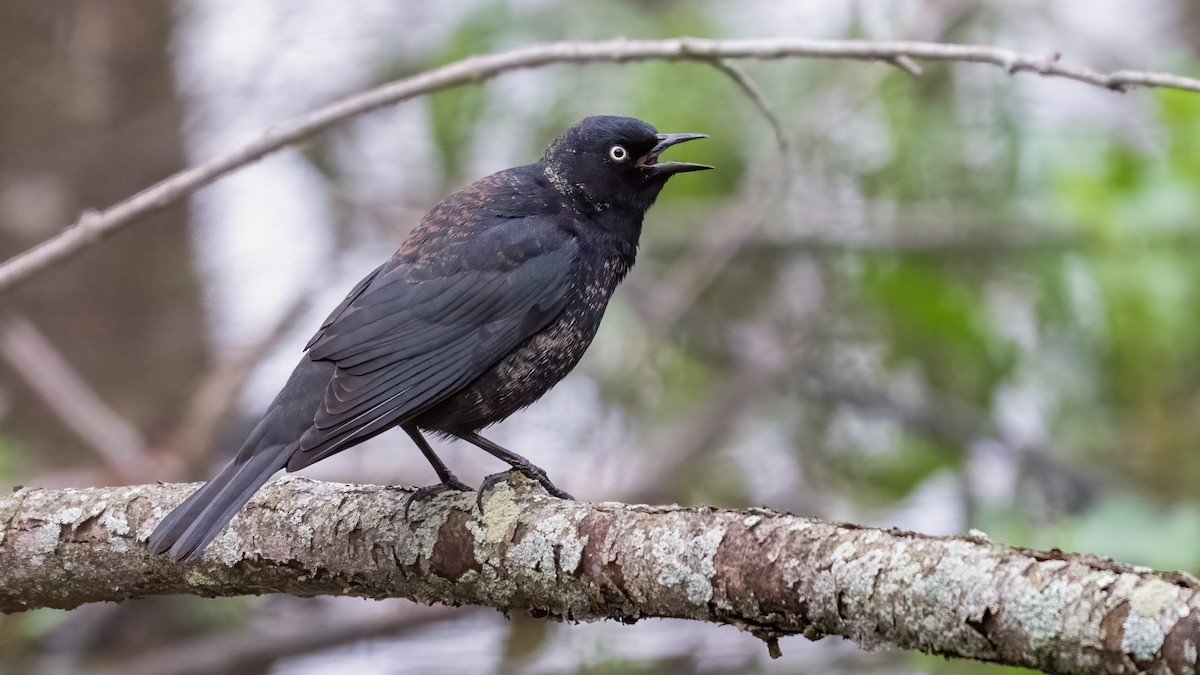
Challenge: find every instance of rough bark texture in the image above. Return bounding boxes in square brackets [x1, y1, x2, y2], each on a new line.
[2, 475, 1198, 674]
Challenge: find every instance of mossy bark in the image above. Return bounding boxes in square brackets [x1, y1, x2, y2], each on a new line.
[1, 475, 1198, 674]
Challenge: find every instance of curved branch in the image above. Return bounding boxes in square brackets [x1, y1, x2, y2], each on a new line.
[2, 476, 1198, 674]
[703, 59, 790, 154]
[91, 605, 462, 675]
[1, 37, 1198, 294]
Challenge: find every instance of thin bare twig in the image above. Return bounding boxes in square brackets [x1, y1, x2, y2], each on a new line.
[653, 228, 1085, 256]
[0, 294, 313, 486]
[89, 605, 464, 675]
[0, 315, 147, 477]
[1, 37, 1198, 294]
[704, 59, 790, 153]
[887, 54, 925, 77]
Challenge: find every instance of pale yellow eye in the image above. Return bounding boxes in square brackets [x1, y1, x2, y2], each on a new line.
[609, 145, 628, 162]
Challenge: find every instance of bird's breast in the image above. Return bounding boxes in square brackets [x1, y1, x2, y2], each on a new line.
[416, 249, 632, 433]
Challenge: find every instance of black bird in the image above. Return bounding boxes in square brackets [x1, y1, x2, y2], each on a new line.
[148, 115, 711, 561]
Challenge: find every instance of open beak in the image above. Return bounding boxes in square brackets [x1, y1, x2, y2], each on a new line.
[641, 133, 714, 176]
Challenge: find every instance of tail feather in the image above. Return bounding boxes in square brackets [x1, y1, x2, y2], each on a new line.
[150, 358, 334, 561]
[148, 443, 292, 561]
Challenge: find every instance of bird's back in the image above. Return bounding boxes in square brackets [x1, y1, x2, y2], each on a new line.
[396, 164, 567, 267]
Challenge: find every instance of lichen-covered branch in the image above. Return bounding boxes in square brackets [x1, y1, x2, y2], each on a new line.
[2, 475, 1198, 674]
[3, 37, 1200, 295]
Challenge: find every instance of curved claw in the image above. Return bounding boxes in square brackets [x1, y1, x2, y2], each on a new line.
[404, 477, 474, 520]
[476, 468, 574, 512]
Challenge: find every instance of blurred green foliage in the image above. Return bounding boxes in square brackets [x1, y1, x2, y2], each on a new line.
[860, 260, 1017, 403]
[0, 435, 18, 482]
[1040, 88, 1200, 496]
[421, 13, 1200, 662]
[428, 3, 514, 186]
[847, 437, 962, 505]
[804, 58, 1200, 574]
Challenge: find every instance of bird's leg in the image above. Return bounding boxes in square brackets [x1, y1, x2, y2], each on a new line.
[403, 424, 472, 518]
[453, 431, 575, 508]
[404, 424, 469, 486]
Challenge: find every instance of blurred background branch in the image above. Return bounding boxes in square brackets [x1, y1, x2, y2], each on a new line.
[0, 314, 148, 480]
[90, 605, 465, 675]
[2, 36, 1199, 295]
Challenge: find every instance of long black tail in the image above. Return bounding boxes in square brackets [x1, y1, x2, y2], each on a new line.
[147, 442, 293, 561]
[148, 357, 334, 561]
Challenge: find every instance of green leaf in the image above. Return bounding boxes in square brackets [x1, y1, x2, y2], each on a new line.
[836, 436, 961, 504]
[857, 259, 1016, 403]
[426, 3, 513, 186]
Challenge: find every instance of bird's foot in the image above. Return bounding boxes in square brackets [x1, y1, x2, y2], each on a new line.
[476, 466, 574, 512]
[404, 477, 474, 520]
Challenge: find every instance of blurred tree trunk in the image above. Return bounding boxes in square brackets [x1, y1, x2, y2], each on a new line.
[1182, 0, 1200, 53]
[0, 0, 206, 470]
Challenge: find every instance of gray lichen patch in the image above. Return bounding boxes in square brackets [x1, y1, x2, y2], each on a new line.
[55, 506, 86, 525]
[825, 546, 896, 648]
[101, 507, 132, 552]
[18, 521, 60, 566]
[648, 521, 726, 609]
[977, 558, 1074, 655]
[386, 498, 455, 569]
[506, 512, 587, 580]
[205, 478, 319, 567]
[206, 527, 255, 567]
[1123, 611, 1168, 662]
[11, 491, 126, 565]
[186, 569, 220, 589]
[921, 546, 1003, 622]
[470, 477, 536, 548]
[1129, 579, 1187, 617]
[1120, 580, 1188, 662]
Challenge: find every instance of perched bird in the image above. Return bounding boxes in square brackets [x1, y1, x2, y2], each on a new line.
[148, 115, 711, 561]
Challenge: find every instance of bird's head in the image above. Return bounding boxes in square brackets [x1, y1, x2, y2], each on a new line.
[542, 115, 712, 213]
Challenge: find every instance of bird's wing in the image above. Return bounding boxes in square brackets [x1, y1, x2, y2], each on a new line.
[289, 222, 578, 468]
[305, 261, 388, 351]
